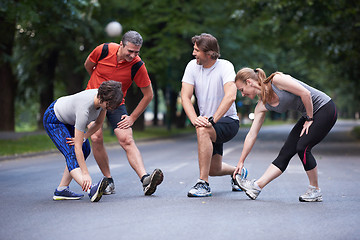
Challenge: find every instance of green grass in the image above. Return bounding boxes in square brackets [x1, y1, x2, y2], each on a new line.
[0, 126, 195, 157]
[0, 134, 56, 157]
[351, 126, 360, 140]
[0, 119, 324, 158]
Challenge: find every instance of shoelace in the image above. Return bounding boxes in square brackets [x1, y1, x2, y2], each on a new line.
[304, 187, 317, 196]
[194, 182, 208, 190]
[63, 188, 78, 195]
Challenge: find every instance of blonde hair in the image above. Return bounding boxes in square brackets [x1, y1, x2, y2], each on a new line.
[235, 67, 280, 104]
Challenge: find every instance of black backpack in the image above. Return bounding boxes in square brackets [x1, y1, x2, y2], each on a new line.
[98, 43, 144, 81]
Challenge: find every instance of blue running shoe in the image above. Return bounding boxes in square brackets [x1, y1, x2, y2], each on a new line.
[53, 186, 84, 200]
[88, 177, 108, 202]
[188, 179, 212, 197]
[232, 167, 248, 191]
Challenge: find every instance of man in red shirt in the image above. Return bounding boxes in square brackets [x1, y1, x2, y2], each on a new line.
[84, 30, 163, 196]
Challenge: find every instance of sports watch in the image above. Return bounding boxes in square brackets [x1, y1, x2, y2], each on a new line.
[304, 115, 313, 121]
[208, 116, 216, 126]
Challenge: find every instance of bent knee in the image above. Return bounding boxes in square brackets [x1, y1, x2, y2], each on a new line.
[90, 133, 104, 144]
[296, 145, 308, 156]
[118, 134, 135, 147]
[196, 126, 212, 137]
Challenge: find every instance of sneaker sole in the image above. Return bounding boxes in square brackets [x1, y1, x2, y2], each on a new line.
[232, 187, 244, 192]
[103, 190, 115, 195]
[299, 196, 323, 202]
[91, 178, 108, 202]
[187, 192, 212, 197]
[244, 191, 257, 200]
[53, 196, 83, 200]
[144, 169, 164, 196]
[234, 175, 258, 200]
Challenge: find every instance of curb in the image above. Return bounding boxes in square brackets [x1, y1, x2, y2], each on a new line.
[0, 132, 195, 162]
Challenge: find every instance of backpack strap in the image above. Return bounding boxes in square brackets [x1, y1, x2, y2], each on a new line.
[131, 60, 144, 81]
[98, 43, 143, 81]
[98, 43, 109, 61]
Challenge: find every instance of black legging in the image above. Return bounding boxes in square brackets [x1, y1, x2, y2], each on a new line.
[272, 100, 337, 172]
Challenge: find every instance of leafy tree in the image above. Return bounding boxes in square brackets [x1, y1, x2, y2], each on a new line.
[2, 0, 359, 133]
[230, 0, 360, 117]
[0, 0, 18, 131]
[14, 0, 101, 129]
[91, 0, 243, 128]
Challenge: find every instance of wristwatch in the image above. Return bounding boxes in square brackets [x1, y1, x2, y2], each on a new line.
[208, 116, 216, 126]
[304, 115, 313, 121]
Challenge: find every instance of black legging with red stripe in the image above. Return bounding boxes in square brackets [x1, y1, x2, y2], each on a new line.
[272, 100, 337, 172]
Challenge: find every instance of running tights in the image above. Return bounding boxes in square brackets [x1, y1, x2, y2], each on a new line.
[272, 100, 337, 172]
[43, 101, 91, 171]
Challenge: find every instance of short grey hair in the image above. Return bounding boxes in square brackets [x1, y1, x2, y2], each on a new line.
[122, 30, 143, 46]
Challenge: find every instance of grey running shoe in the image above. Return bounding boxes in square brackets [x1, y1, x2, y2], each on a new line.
[232, 167, 248, 191]
[143, 169, 164, 196]
[88, 177, 108, 202]
[188, 180, 212, 197]
[103, 177, 115, 195]
[299, 186, 323, 202]
[235, 175, 261, 200]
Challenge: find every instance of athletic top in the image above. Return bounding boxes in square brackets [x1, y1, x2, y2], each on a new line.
[181, 59, 239, 120]
[54, 89, 102, 132]
[265, 77, 331, 116]
[85, 43, 151, 105]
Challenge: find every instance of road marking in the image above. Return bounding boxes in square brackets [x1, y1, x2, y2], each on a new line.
[287, 164, 322, 174]
[223, 146, 240, 156]
[166, 162, 189, 173]
[88, 163, 124, 174]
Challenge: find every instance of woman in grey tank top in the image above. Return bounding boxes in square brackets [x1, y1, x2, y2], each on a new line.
[232, 67, 337, 202]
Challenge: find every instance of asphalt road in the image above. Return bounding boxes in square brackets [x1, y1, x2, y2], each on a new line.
[0, 120, 359, 240]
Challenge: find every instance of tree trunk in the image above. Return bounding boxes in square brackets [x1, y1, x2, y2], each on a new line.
[150, 74, 158, 126]
[37, 51, 58, 129]
[64, 72, 86, 95]
[0, 13, 16, 131]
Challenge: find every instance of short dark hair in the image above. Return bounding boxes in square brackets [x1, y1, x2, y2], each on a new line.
[98, 80, 123, 110]
[122, 30, 143, 46]
[192, 33, 220, 59]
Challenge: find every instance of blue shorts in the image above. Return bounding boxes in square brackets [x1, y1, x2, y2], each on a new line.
[106, 105, 128, 130]
[43, 101, 91, 172]
[212, 117, 239, 156]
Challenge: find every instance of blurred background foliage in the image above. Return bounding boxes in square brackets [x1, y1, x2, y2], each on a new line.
[0, 0, 359, 132]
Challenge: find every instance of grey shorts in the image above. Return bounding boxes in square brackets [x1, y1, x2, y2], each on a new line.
[212, 116, 239, 156]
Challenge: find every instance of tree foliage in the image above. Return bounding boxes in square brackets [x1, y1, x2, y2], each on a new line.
[1, 0, 359, 131]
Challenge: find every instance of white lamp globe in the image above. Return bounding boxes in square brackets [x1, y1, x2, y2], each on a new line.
[105, 21, 122, 37]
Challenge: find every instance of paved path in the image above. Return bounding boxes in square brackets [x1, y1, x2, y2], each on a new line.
[0, 120, 359, 240]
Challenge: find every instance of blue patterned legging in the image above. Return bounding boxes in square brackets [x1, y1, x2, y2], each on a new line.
[43, 101, 91, 172]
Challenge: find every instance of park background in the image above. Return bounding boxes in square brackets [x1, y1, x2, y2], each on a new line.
[1, 0, 360, 156]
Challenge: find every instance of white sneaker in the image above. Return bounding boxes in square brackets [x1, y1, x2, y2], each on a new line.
[232, 167, 248, 191]
[299, 186, 323, 202]
[235, 176, 261, 200]
[187, 179, 212, 197]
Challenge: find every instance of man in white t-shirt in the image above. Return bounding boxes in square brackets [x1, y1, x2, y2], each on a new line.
[181, 33, 245, 197]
